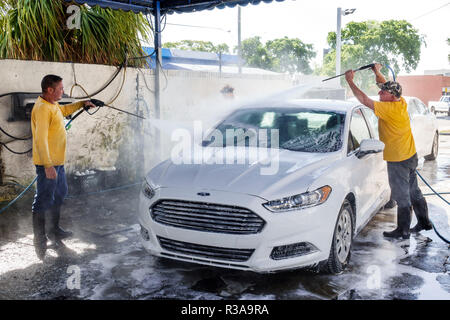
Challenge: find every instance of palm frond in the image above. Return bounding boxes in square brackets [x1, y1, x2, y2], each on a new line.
[0, 0, 153, 66]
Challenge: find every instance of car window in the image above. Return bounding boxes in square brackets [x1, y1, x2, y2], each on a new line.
[407, 100, 419, 117]
[203, 107, 346, 153]
[348, 108, 371, 153]
[415, 99, 428, 115]
[361, 107, 379, 139]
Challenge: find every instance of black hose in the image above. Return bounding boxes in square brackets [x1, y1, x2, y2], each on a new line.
[0, 142, 31, 154]
[0, 91, 40, 99]
[0, 126, 31, 140]
[71, 61, 125, 99]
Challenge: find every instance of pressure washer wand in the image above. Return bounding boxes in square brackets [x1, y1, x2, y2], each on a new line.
[322, 63, 375, 82]
[90, 99, 146, 120]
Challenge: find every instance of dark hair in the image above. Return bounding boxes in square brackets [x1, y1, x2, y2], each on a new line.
[221, 85, 234, 94]
[41, 74, 63, 93]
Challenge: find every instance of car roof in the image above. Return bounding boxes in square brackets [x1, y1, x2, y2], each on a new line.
[348, 96, 424, 104]
[240, 99, 359, 113]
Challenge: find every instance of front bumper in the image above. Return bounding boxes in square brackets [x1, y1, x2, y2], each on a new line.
[138, 187, 337, 273]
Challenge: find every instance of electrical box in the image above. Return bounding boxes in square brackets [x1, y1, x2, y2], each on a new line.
[9, 93, 75, 121]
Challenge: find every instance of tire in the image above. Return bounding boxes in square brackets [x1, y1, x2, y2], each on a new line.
[447, 109, 450, 117]
[424, 132, 439, 161]
[320, 200, 354, 274]
[430, 107, 435, 114]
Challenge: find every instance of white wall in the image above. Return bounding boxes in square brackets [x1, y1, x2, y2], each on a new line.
[0, 59, 291, 184]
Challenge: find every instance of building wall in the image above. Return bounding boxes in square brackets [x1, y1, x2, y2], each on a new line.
[0, 59, 291, 185]
[397, 75, 450, 105]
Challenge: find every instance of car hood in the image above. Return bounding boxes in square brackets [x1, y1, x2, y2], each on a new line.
[147, 147, 341, 200]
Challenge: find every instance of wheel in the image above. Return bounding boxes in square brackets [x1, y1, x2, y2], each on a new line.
[320, 200, 354, 274]
[430, 107, 435, 114]
[424, 132, 439, 161]
[447, 109, 450, 117]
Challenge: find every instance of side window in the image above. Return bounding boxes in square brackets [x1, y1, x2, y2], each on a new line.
[361, 107, 379, 139]
[407, 100, 419, 117]
[415, 99, 428, 115]
[348, 109, 371, 153]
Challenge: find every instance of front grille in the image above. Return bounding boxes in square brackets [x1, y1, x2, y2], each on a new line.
[158, 237, 254, 262]
[150, 200, 265, 234]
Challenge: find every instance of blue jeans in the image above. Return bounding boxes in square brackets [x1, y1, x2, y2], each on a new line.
[32, 165, 68, 213]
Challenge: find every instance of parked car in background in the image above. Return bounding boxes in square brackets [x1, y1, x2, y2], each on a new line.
[138, 99, 391, 274]
[428, 96, 450, 116]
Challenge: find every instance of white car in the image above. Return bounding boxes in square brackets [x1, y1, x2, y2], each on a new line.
[138, 99, 394, 273]
[428, 96, 450, 116]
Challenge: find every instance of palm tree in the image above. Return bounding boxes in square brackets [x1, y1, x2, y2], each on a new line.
[0, 0, 152, 66]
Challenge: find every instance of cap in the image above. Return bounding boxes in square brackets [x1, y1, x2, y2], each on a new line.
[377, 81, 402, 98]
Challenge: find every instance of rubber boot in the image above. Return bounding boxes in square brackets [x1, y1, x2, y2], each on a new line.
[411, 198, 433, 233]
[32, 211, 47, 260]
[383, 206, 412, 240]
[48, 205, 73, 245]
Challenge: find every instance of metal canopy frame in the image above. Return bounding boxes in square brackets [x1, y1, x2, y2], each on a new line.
[66, 0, 283, 14]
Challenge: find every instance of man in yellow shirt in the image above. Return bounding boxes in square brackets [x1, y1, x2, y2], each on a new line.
[345, 64, 432, 240]
[31, 74, 95, 259]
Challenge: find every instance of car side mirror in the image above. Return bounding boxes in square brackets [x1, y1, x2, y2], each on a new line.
[356, 139, 385, 159]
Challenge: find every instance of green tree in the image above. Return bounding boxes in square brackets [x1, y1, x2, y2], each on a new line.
[266, 37, 316, 74]
[239, 36, 275, 70]
[163, 40, 229, 53]
[321, 20, 425, 92]
[240, 36, 315, 74]
[0, 0, 152, 66]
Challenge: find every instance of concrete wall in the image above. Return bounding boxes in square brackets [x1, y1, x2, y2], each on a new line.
[397, 75, 450, 105]
[0, 59, 291, 185]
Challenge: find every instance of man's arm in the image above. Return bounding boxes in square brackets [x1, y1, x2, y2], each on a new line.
[34, 106, 57, 179]
[372, 63, 387, 85]
[345, 70, 375, 110]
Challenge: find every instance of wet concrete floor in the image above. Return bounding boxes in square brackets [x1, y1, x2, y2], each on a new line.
[1, 117, 449, 300]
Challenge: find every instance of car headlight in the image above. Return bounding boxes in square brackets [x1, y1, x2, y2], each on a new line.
[263, 186, 332, 212]
[141, 180, 155, 199]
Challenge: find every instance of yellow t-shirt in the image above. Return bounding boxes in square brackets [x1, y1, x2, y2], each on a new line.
[31, 97, 84, 167]
[374, 97, 416, 162]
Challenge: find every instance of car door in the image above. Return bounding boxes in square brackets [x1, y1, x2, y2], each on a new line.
[361, 106, 389, 201]
[346, 108, 381, 225]
[415, 98, 437, 155]
[407, 99, 427, 158]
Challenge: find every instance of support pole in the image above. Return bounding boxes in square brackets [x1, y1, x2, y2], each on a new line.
[336, 7, 342, 78]
[238, 6, 242, 74]
[153, 1, 162, 154]
[154, 1, 161, 119]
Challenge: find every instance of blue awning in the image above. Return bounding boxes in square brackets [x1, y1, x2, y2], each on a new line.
[65, 0, 286, 14]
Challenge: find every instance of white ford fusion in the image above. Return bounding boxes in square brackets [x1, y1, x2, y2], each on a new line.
[138, 100, 391, 273]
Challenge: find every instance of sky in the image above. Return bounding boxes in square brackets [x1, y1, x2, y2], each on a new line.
[155, 0, 450, 75]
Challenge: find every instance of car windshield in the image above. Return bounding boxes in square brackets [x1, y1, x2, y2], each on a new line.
[440, 96, 450, 103]
[203, 107, 346, 153]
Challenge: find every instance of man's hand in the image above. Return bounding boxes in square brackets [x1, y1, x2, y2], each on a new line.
[45, 167, 57, 180]
[345, 70, 355, 83]
[371, 63, 383, 73]
[84, 100, 96, 109]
